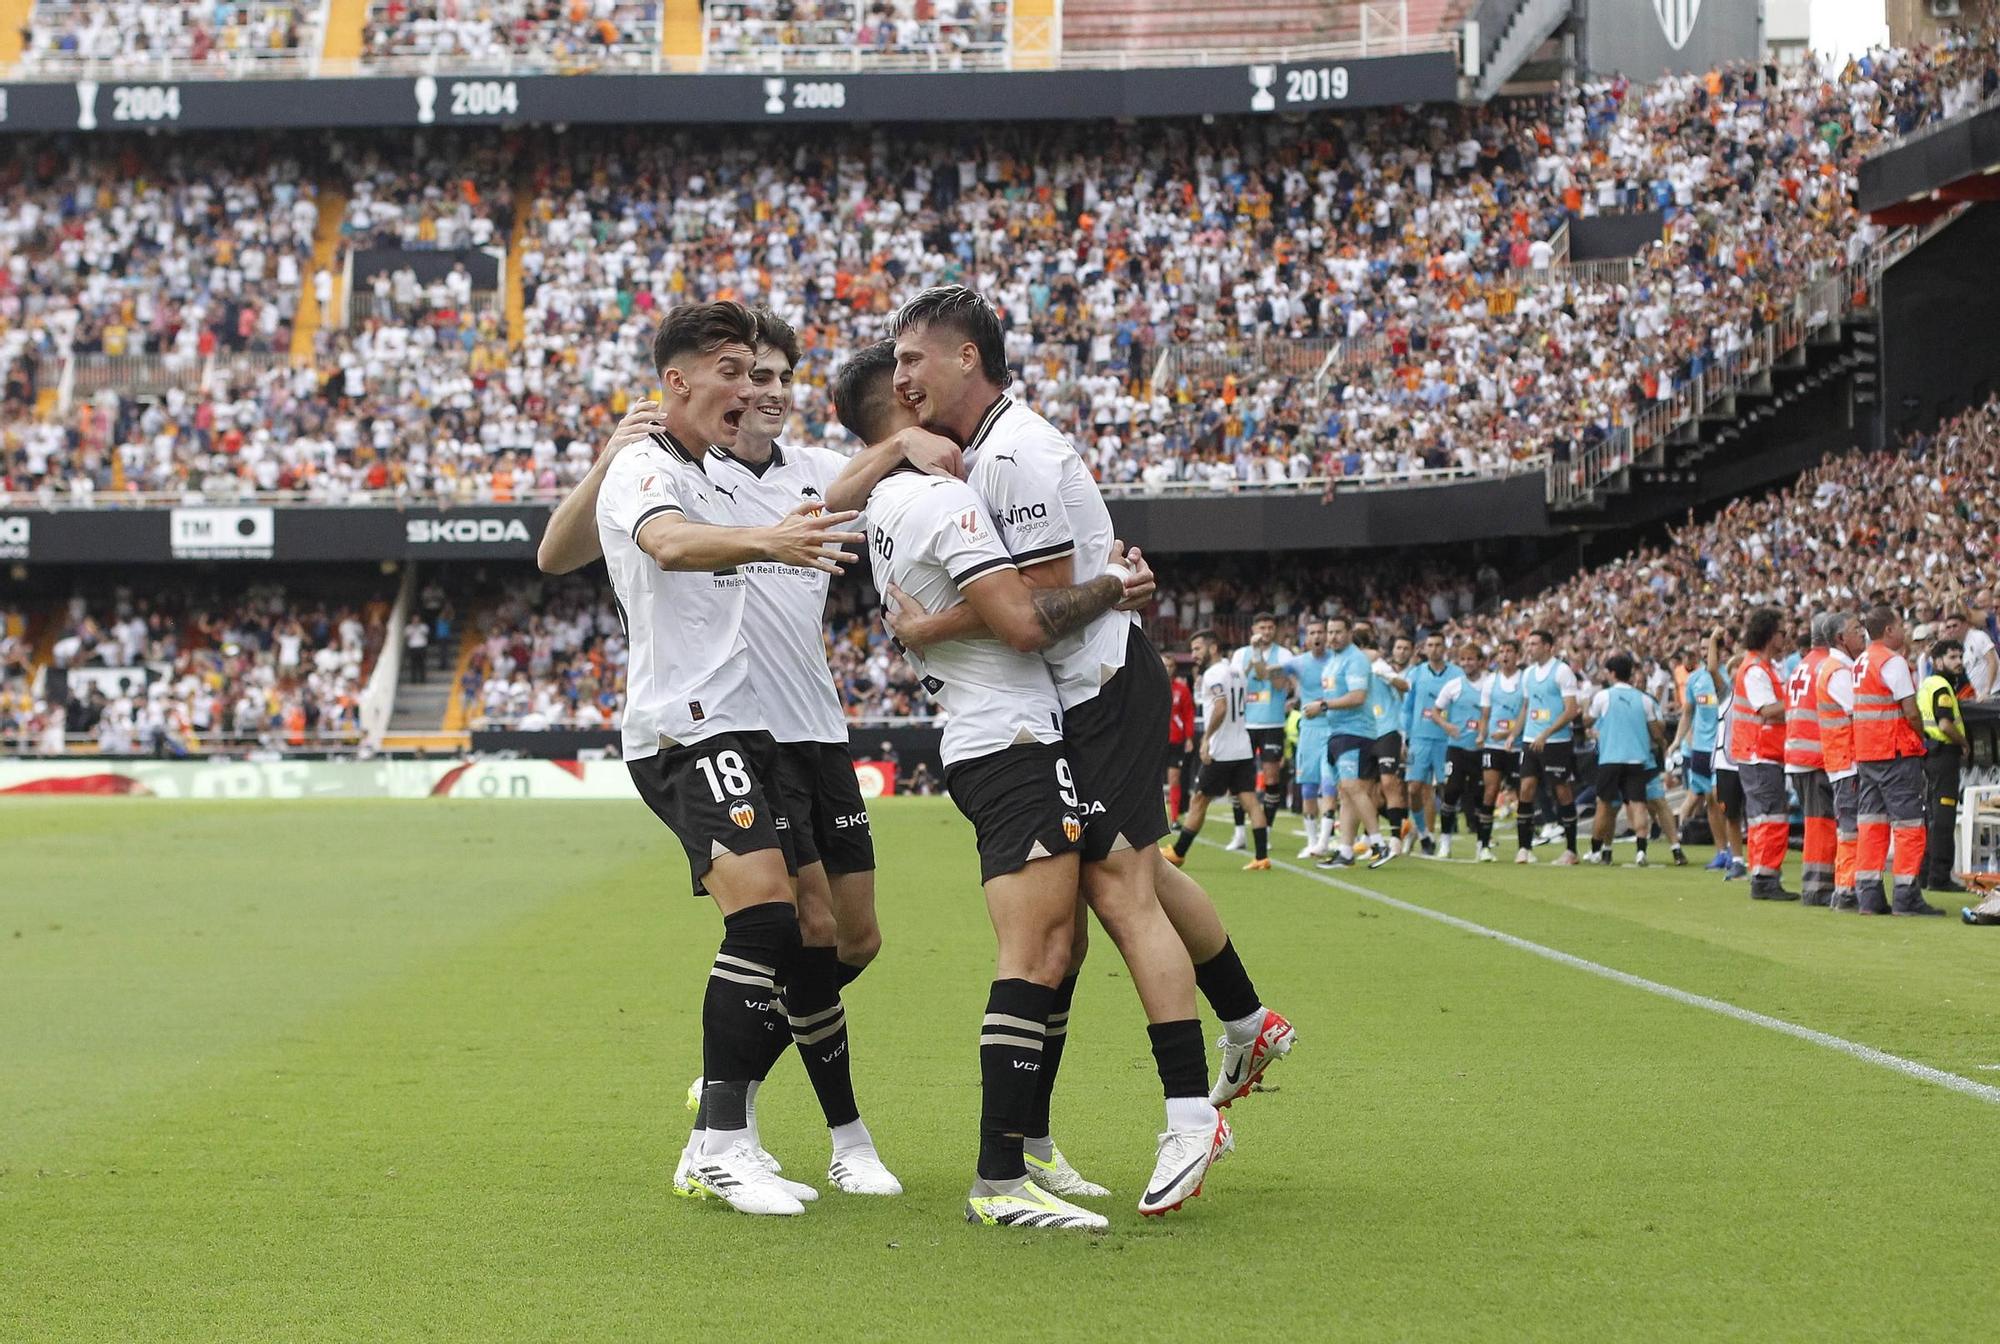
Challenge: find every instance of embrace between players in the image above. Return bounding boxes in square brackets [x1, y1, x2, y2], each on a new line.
[535, 290, 1295, 1230]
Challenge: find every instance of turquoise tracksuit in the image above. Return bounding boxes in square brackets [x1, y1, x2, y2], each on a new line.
[1324, 644, 1376, 780]
[1404, 660, 1456, 787]
[1287, 649, 1335, 795]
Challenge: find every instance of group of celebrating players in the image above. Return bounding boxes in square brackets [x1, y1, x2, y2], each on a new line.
[1157, 602, 1953, 916]
[535, 290, 1296, 1230]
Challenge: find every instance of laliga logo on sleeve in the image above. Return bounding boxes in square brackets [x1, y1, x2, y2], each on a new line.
[75, 80, 99, 131]
[1652, 0, 1700, 51]
[1249, 66, 1276, 113]
[729, 802, 757, 829]
[415, 75, 438, 124]
[764, 79, 787, 115]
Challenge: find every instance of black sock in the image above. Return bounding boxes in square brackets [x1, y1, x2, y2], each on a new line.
[1252, 826, 1268, 860]
[1192, 938, 1261, 1023]
[837, 960, 866, 990]
[784, 946, 859, 1128]
[1386, 806, 1407, 832]
[1028, 973, 1078, 1139]
[1561, 802, 1578, 854]
[1517, 817, 1533, 850]
[1476, 806, 1493, 845]
[1442, 807, 1459, 835]
[979, 978, 1056, 1182]
[703, 901, 802, 1134]
[1232, 802, 1246, 827]
[1635, 835, 1648, 858]
[1173, 826, 1197, 859]
[1591, 836, 1605, 856]
[1148, 1019, 1209, 1100]
[749, 987, 793, 1084]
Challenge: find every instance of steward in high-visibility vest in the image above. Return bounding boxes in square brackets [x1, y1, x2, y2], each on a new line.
[1920, 640, 1969, 893]
[1732, 607, 1794, 902]
[1785, 623, 1835, 905]
[1813, 613, 1864, 909]
[1851, 606, 1944, 916]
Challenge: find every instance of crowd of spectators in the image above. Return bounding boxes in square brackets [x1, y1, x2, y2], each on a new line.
[460, 575, 623, 729]
[1, 581, 388, 753]
[703, 0, 1011, 70]
[361, 1, 662, 68]
[22, 1, 320, 70]
[2, 39, 1996, 505]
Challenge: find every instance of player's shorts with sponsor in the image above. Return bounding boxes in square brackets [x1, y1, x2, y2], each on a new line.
[1715, 765, 1745, 823]
[1594, 761, 1650, 805]
[1520, 739, 1576, 784]
[628, 729, 797, 895]
[1065, 624, 1173, 862]
[1371, 731, 1404, 779]
[1479, 746, 1521, 779]
[1686, 749, 1715, 795]
[1327, 732, 1374, 783]
[944, 741, 1087, 885]
[1296, 726, 1332, 793]
[772, 739, 875, 876]
[1197, 756, 1259, 798]
[1406, 736, 1448, 787]
[1249, 725, 1287, 777]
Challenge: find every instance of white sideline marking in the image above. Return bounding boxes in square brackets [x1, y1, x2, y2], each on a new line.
[1206, 842, 2000, 1109]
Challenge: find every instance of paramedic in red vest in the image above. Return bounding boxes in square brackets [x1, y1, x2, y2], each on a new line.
[1851, 605, 1946, 916]
[1815, 611, 1866, 911]
[1783, 612, 1836, 905]
[1731, 606, 1795, 902]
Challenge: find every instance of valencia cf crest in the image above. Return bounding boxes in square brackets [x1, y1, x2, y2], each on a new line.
[730, 802, 757, 829]
[1062, 815, 1082, 844]
[1652, 0, 1700, 51]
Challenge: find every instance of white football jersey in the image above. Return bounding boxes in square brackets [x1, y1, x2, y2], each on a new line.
[1197, 660, 1253, 761]
[702, 443, 850, 745]
[596, 432, 761, 760]
[963, 394, 1135, 712]
[864, 469, 1065, 768]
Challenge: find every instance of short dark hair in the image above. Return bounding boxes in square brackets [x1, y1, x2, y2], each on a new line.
[653, 301, 757, 374]
[832, 341, 901, 446]
[891, 285, 1009, 386]
[1742, 606, 1783, 652]
[1529, 628, 1555, 646]
[1605, 652, 1636, 682]
[1863, 604, 1899, 639]
[1500, 638, 1522, 655]
[1252, 611, 1275, 625]
[750, 306, 802, 368]
[1932, 638, 1965, 661]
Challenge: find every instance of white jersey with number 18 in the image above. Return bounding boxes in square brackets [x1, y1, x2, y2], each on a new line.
[864, 469, 1065, 769]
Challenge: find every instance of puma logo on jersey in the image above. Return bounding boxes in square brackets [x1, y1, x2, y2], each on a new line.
[712, 484, 739, 501]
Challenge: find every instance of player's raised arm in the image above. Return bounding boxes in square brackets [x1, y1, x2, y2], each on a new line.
[538, 399, 668, 574]
[639, 500, 863, 575]
[824, 426, 963, 514]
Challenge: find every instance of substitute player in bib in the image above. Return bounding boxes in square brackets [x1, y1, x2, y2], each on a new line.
[1672, 634, 1727, 870]
[1404, 633, 1456, 858]
[1169, 631, 1271, 869]
[593, 302, 866, 1217]
[1479, 640, 1526, 865]
[1425, 643, 1489, 861]
[1519, 631, 1582, 865]
[1230, 615, 1294, 852]
[1584, 654, 1665, 866]
[831, 291, 1296, 1138]
[835, 340, 1235, 1220]
[1283, 620, 1336, 858]
[1316, 615, 1389, 869]
[539, 308, 900, 1199]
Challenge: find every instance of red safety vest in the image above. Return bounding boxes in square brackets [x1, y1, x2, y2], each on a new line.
[1852, 641, 1926, 761]
[1813, 654, 1854, 776]
[1729, 653, 1787, 765]
[1783, 648, 1828, 771]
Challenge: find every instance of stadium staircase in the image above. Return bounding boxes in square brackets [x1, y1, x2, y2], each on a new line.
[320, 0, 369, 67]
[291, 184, 349, 362]
[1467, 0, 1566, 99]
[1062, 0, 1352, 54]
[0, 0, 24, 64]
[505, 187, 528, 348]
[660, 0, 703, 73]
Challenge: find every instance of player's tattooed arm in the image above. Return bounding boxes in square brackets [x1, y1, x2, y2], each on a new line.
[958, 570, 1124, 655]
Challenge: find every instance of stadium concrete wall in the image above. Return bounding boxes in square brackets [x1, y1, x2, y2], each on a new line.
[0, 474, 1553, 564]
[0, 54, 1458, 134]
[1574, 0, 1760, 79]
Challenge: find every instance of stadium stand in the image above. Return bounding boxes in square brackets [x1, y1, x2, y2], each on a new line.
[21, 1, 322, 71]
[360, 1, 664, 69]
[701, 0, 1013, 71]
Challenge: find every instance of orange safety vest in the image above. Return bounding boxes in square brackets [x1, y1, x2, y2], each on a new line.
[1783, 647, 1828, 771]
[1813, 654, 1855, 776]
[1729, 653, 1787, 765]
[1852, 641, 1926, 761]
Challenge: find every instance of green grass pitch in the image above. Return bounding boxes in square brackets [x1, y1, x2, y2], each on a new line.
[5, 797, 2000, 1341]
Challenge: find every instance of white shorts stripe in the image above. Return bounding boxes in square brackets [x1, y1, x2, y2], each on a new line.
[709, 966, 777, 989]
[714, 952, 778, 977]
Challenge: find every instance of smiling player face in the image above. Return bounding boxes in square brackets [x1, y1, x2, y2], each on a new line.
[892, 322, 978, 437]
[745, 343, 796, 446]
